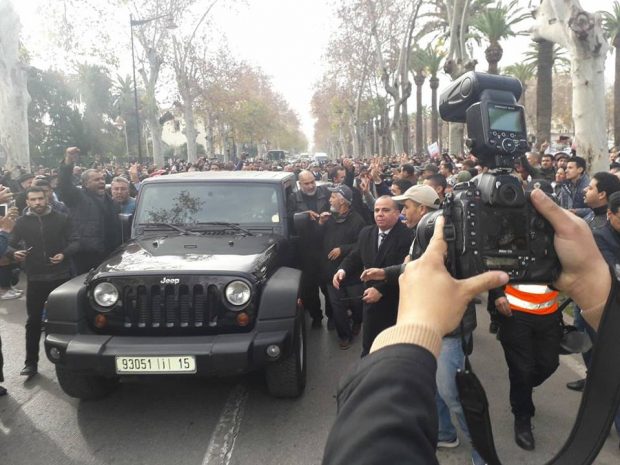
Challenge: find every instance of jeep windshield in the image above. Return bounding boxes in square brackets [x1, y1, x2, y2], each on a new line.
[134, 183, 282, 230]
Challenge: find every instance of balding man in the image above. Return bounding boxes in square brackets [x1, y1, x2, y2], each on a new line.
[335, 196, 413, 355]
[288, 170, 333, 328]
[58, 147, 122, 274]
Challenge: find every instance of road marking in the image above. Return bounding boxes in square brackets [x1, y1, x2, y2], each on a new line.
[202, 384, 248, 465]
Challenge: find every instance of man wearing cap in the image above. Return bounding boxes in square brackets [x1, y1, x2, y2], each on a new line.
[554, 151, 570, 171]
[318, 184, 367, 349]
[334, 196, 413, 355]
[14, 173, 35, 214]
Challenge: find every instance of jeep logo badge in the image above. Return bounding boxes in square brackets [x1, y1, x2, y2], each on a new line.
[160, 277, 180, 285]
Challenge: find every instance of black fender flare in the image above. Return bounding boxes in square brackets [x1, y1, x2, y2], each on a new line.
[45, 274, 89, 333]
[257, 267, 302, 321]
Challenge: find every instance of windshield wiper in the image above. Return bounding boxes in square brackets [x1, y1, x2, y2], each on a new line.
[194, 222, 254, 236]
[137, 223, 201, 236]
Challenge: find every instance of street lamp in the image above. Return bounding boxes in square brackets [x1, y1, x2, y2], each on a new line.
[130, 13, 177, 163]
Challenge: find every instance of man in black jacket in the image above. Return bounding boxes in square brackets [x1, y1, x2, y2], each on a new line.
[319, 184, 367, 349]
[590, 191, 620, 441]
[8, 187, 79, 377]
[334, 196, 412, 356]
[288, 170, 332, 328]
[57, 147, 121, 274]
[322, 189, 612, 465]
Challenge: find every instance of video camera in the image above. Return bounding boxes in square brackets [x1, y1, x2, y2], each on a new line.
[414, 72, 559, 282]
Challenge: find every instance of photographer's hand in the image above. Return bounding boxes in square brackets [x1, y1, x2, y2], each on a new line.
[530, 189, 610, 329]
[397, 216, 509, 336]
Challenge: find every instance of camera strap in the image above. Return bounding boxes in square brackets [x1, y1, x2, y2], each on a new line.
[454, 273, 620, 464]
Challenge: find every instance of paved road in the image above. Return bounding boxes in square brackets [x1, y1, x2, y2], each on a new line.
[0, 292, 618, 465]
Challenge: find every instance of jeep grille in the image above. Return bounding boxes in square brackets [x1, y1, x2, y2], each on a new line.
[89, 277, 254, 335]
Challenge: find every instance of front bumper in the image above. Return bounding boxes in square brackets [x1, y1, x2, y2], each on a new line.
[44, 318, 295, 377]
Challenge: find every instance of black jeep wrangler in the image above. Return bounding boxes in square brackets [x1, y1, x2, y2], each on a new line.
[44, 171, 305, 399]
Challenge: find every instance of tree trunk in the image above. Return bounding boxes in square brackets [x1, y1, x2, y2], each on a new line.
[535, 40, 553, 147]
[415, 74, 425, 154]
[0, 1, 30, 170]
[179, 86, 198, 163]
[449, 123, 465, 156]
[615, 34, 620, 148]
[533, 1, 609, 173]
[430, 76, 439, 145]
[205, 112, 214, 158]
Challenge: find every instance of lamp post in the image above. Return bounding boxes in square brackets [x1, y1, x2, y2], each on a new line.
[129, 13, 177, 164]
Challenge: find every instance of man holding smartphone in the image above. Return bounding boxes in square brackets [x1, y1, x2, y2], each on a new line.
[7, 187, 78, 377]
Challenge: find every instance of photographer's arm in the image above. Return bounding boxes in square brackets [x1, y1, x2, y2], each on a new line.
[323, 218, 508, 465]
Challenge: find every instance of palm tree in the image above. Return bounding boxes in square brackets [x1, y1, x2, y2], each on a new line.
[471, 0, 529, 74]
[503, 63, 535, 106]
[603, 1, 620, 147]
[420, 44, 446, 145]
[410, 47, 427, 154]
[524, 41, 569, 146]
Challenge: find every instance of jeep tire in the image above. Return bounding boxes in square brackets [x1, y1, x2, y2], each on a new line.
[265, 309, 306, 398]
[56, 366, 119, 400]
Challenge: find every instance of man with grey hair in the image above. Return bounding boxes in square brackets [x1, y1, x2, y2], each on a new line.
[111, 176, 136, 215]
[318, 185, 367, 349]
[58, 147, 122, 274]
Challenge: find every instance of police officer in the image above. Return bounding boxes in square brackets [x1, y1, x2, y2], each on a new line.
[493, 284, 561, 451]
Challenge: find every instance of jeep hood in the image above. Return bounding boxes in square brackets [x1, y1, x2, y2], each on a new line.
[94, 234, 281, 275]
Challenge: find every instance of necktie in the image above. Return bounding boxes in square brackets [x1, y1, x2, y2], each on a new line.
[378, 232, 388, 249]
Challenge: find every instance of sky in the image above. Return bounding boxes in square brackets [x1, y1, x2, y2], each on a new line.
[9, 0, 620, 150]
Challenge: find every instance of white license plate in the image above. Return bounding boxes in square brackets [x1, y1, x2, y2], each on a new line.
[115, 356, 196, 374]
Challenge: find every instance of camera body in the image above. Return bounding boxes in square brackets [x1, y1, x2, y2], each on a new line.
[419, 72, 559, 282]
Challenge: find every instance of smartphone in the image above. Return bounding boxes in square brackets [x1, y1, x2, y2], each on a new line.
[0, 204, 7, 216]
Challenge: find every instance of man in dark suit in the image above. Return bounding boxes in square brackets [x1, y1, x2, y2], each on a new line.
[334, 196, 413, 356]
[288, 170, 333, 328]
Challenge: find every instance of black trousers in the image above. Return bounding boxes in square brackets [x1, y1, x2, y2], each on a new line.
[300, 267, 332, 321]
[499, 310, 562, 418]
[326, 283, 364, 341]
[361, 300, 398, 357]
[25, 279, 67, 366]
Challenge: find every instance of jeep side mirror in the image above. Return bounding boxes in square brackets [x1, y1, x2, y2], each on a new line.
[119, 213, 133, 243]
[293, 212, 312, 235]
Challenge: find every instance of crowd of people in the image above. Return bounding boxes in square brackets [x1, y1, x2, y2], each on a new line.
[0, 139, 619, 463]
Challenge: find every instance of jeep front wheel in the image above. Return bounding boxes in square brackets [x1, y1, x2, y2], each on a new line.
[55, 366, 118, 400]
[265, 310, 306, 398]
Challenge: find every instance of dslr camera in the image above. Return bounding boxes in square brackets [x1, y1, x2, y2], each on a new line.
[415, 72, 558, 282]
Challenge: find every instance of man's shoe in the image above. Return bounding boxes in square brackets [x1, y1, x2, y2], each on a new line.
[489, 320, 499, 334]
[437, 436, 460, 448]
[20, 365, 37, 377]
[338, 338, 352, 350]
[311, 317, 323, 329]
[327, 318, 335, 331]
[351, 322, 362, 336]
[0, 385, 7, 396]
[0, 289, 22, 300]
[514, 416, 535, 450]
[566, 378, 586, 392]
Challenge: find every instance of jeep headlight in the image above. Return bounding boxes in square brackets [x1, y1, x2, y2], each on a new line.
[225, 280, 251, 307]
[93, 282, 119, 308]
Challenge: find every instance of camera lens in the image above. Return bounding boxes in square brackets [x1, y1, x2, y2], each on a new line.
[498, 184, 519, 206]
